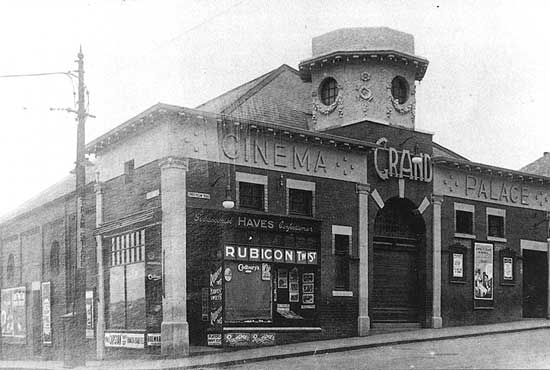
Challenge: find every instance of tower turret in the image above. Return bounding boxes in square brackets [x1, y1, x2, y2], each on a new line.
[298, 27, 429, 131]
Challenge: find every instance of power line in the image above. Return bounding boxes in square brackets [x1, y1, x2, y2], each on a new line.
[0, 71, 75, 79]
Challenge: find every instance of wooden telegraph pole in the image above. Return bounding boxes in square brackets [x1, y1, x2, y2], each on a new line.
[63, 47, 88, 368]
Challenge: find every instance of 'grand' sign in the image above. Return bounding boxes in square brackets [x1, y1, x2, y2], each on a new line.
[374, 137, 432, 183]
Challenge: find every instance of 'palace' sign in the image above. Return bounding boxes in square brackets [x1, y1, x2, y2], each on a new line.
[374, 137, 432, 183]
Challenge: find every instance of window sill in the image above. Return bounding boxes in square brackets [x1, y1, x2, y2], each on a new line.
[454, 233, 476, 239]
[487, 236, 507, 243]
[332, 290, 353, 297]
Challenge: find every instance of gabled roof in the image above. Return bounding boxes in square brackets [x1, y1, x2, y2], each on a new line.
[520, 152, 550, 177]
[432, 142, 468, 161]
[196, 64, 312, 129]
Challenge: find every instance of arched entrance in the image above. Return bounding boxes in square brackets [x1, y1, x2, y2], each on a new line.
[372, 197, 426, 323]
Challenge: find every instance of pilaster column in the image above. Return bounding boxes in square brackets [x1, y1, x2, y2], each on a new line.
[431, 195, 444, 329]
[357, 183, 371, 336]
[94, 174, 105, 360]
[160, 157, 189, 357]
[547, 237, 550, 320]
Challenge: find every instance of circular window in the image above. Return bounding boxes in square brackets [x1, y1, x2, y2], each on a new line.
[319, 77, 339, 106]
[391, 76, 409, 104]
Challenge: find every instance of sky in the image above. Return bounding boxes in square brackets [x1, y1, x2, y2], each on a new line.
[0, 0, 549, 216]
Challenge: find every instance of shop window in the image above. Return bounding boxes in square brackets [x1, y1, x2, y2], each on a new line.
[6, 253, 14, 283]
[454, 203, 474, 237]
[50, 241, 60, 276]
[487, 208, 506, 241]
[287, 179, 315, 217]
[236, 172, 267, 211]
[124, 159, 135, 184]
[333, 225, 352, 291]
[107, 230, 147, 330]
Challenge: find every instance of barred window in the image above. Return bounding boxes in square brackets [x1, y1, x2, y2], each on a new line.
[110, 230, 145, 266]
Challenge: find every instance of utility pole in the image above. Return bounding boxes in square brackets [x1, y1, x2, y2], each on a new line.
[63, 47, 88, 368]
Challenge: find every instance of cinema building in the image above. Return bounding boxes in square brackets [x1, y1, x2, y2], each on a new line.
[1, 27, 549, 360]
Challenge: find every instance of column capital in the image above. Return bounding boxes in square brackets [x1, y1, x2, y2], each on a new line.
[432, 194, 444, 205]
[356, 183, 371, 195]
[94, 181, 104, 194]
[159, 156, 189, 171]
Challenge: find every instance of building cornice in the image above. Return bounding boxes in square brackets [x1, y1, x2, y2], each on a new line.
[433, 156, 550, 185]
[298, 50, 429, 82]
[86, 103, 378, 156]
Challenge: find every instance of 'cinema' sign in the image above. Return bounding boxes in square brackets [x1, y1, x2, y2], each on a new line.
[224, 245, 317, 264]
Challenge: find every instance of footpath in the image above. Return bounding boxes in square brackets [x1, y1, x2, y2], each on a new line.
[1, 319, 549, 370]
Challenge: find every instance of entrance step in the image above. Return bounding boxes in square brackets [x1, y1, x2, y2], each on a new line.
[370, 322, 422, 335]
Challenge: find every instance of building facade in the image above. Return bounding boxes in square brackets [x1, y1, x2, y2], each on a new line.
[0, 27, 549, 360]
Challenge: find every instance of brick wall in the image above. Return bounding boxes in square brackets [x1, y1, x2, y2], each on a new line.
[440, 196, 547, 326]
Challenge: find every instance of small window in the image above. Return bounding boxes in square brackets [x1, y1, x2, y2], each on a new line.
[454, 203, 474, 237]
[239, 182, 264, 210]
[319, 77, 338, 106]
[50, 241, 60, 276]
[289, 188, 313, 216]
[487, 208, 505, 240]
[124, 159, 135, 184]
[6, 253, 14, 283]
[391, 76, 409, 104]
[334, 234, 350, 290]
[456, 211, 473, 234]
[488, 215, 505, 238]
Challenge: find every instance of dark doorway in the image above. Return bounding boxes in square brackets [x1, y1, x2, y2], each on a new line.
[523, 249, 548, 318]
[372, 197, 426, 323]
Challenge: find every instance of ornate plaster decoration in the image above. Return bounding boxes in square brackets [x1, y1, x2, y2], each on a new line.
[386, 83, 415, 124]
[312, 84, 344, 124]
[356, 72, 373, 115]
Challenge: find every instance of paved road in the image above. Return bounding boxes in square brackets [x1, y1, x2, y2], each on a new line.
[212, 328, 550, 369]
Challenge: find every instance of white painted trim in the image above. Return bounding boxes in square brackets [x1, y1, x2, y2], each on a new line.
[454, 233, 476, 239]
[235, 172, 268, 185]
[286, 179, 315, 191]
[223, 327, 322, 332]
[520, 239, 548, 252]
[398, 178, 405, 198]
[371, 189, 385, 209]
[332, 290, 353, 297]
[454, 203, 475, 212]
[487, 236, 507, 243]
[332, 225, 352, 236]
[486, 207, 506, 217]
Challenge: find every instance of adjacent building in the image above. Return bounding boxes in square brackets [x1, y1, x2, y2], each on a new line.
[1, 27, 549, 360]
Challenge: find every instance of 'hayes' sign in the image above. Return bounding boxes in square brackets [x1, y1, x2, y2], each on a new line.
[374, 137, 432, 183]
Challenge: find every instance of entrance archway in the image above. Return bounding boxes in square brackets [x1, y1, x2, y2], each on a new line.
[372, 197, 426, 323]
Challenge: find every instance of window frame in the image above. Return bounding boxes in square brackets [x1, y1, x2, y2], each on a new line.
[319, 77, 338, 106]
[454, 203, 475, 239]
[486, 207, 506, 242]
[332, 225, 352, 293]
[236, 172, 268, 212]
[286, 179, 315, 217]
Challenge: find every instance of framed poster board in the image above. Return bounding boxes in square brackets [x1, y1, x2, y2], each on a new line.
[448, 244, 467, 283]
[500, 248, 516, 286]
[474, 242, 494, 309]
[1, 286, 26, 338]
[41, 282, 52, 344]
[224, 261, 272, 323]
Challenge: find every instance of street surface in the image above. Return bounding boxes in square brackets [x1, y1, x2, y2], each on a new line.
[212, 329, 550, 369]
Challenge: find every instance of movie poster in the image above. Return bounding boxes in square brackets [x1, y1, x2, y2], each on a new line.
[1, 286, 26, 338]
[474, 243, 493, 300]
[42, 282, 52, 344]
